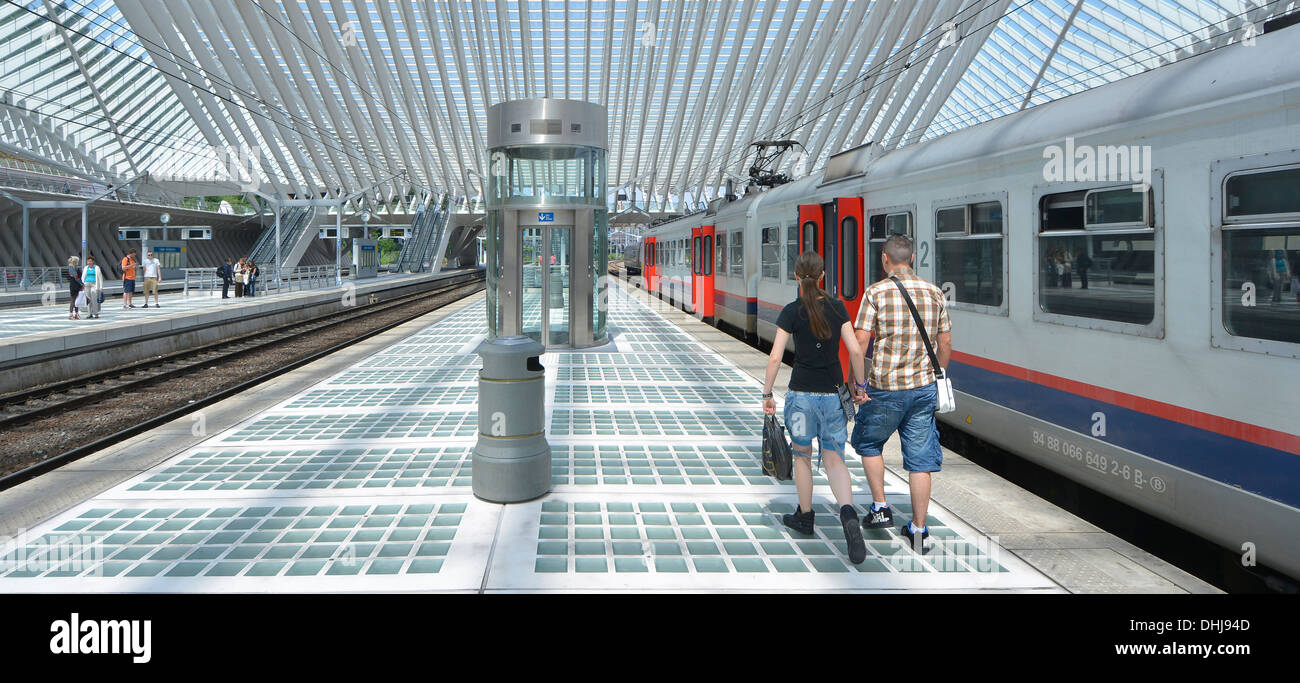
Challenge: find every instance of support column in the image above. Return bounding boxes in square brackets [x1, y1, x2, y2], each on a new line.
[20, 205, 30, 287]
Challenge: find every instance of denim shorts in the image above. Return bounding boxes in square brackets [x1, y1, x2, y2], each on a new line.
[850, 383, 943, 473]
[782, 391, 847, 457]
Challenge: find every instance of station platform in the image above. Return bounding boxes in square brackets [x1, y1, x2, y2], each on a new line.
[0, 269, 479, 395]
[0, 279, 1218, 593]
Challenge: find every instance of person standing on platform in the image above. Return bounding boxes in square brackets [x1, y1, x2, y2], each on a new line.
[234, 258, 246, 298]
[246, 260, 259, 297]
[1269, 249, 1292, 303]
[762, 251, 869, 564]
[1075, 248, 1092, 290]
[219, 258, 234, 299]
[850, 234, 952, 552]
[120, 251, 138, 309]
[66, 255, 83, 320]
[82, 256, 104, 319]
[141, 249, 162, 308]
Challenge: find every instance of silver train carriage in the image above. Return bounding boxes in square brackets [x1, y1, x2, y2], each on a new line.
[637, 30, 1300, 579]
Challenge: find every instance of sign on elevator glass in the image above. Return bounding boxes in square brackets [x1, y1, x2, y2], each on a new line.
[538, 212, 554, 223]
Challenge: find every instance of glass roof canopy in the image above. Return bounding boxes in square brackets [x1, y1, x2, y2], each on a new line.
[0, 0, 1291, 213]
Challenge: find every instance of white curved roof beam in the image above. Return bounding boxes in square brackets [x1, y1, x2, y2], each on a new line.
[43, 0, 140, 178]
[399, 0, 458, 194]
[893, 0, 1014, 149]
[654, 0, 712, 212]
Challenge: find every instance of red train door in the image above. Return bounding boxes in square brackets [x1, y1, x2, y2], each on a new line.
[835, 197, 865, 382]
[694, 225, 715, 319]
[645, 237, 656, 292]
[797, 205, 823, 263]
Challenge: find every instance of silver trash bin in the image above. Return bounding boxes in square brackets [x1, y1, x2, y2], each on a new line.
[472, 336, 552, 502]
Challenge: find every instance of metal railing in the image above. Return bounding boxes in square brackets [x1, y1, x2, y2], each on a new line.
[181, 264, 341, 297]
[0, 266, 65, 292]
[0, 160, 255, 215]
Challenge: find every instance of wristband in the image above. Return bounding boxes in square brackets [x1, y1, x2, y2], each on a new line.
[761, 393, 773, 399]
[854, 381, 868, 389]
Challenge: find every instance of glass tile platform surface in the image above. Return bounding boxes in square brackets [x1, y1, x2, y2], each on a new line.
[0, 284, 1060, 592]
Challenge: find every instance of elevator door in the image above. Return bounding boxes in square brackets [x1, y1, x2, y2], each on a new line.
[521, 225, 573, 347]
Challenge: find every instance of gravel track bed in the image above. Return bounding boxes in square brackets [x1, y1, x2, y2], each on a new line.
[0, 283, 482, 479]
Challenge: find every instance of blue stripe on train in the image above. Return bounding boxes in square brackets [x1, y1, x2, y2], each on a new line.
[950, 359, 1300, 510]
[713, 290, 759, 317]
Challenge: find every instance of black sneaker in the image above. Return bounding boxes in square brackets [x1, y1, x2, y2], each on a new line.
[840, 505, 866, 564]
[900, 522, 929, 554]
[782, 505, 815, 535]
[863, 504, 894, 529]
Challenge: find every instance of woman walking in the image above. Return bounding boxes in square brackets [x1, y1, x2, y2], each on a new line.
[81, 256, 105, 319]
[762, 251, 868, 563]
[66, 256, 83, 320]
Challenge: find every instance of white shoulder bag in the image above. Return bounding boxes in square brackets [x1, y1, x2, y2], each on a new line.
[889, 276, 956, 414]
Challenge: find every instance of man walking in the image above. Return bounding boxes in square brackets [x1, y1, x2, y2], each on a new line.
[849, 235, 952, 552]
[120, 250, 138, 309]
[141, 249, 162, 308]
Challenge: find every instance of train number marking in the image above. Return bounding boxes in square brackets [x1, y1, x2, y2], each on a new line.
[1030, 428, 1165, 497]
[918, 240, 930, 268]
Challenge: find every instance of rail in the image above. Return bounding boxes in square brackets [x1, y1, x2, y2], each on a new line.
[181, 264, 341, 297]
[0, 266, 64, 291]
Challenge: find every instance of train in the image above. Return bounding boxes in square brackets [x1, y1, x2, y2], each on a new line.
[629, 28, 1300, 580]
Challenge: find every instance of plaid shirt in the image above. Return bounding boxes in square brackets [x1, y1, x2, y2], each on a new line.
[854, 267, 952, 391]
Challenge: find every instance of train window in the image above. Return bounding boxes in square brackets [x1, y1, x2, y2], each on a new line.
[840, 216, 858, 299]
[801, 221, 818, 253]
[936, 201, 1003, 308]
[786, 225, 798, 281]
[936, 207, 966, 235]
[1225, 166, 1300, 220]
[704, 235, 712, 276]
[730, 231, 744, 278]
[1038, 187, 1156, 325]
[716, 232, 727, 274]
[693, 235, 701, 275]
[1221, 228, 1300, 344]
[1085, 188, 1148, 228]
[867, 211, 913, 283]
[761, 227, 781, 280]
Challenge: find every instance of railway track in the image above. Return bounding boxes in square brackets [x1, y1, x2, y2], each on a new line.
[0, 271, 484, 489]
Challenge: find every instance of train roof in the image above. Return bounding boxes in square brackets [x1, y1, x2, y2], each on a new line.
[647, 26, 1300, 234]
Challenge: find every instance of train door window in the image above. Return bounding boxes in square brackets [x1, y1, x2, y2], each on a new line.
[761, 226, 781, 281]
[934, 198, 1005, 311]
[716, 232, 727, 275]
[693, 235, 701, 274]
[840, 216, 858, 299]
[1219, 164, 1300, 346]
[1037, 184, 1158, 328]
[786, 224, 798, 281]
[688, 236, 695, 272]
[867, 210, 913, 283]
[730, 230, 744, 278]
[704, 235, 713, 276]
[801, 221, 818, 254]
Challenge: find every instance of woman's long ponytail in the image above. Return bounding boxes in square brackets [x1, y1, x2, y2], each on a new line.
[794, 251, 831, 340]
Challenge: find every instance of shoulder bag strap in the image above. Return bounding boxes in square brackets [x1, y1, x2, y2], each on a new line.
[889, 275, 945, 380]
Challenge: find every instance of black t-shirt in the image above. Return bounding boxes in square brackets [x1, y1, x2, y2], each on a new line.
[776, 295, 850, 393]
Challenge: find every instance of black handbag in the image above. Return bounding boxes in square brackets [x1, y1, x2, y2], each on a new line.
[762, 414, 793, 481]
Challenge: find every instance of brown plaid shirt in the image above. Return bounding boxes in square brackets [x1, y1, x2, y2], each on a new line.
[854, 267, 952, 391]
